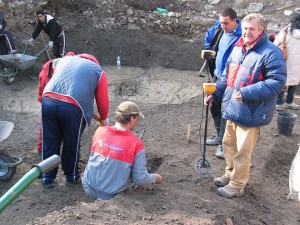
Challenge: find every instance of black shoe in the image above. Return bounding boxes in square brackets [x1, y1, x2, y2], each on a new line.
[41, 180, 56, 189]
[65, 177, 81, 186]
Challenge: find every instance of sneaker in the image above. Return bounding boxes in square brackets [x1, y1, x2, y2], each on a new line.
[206, 135, 220, 146]
[215, 145, 225, 159]
[65, 177, 81, 186]
[41, 180, 56, 189]
[213, 175, 230, 187]
[217, 185, 244, 198]
[283, 102, 299, 110]
[276, 104, 283, 111]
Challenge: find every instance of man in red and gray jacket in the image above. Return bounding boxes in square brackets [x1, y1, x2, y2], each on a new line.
[82, 101, 162, 200]
[41, 53, 109, 188]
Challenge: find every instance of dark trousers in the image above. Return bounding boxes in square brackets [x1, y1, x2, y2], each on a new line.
[0, 30, 16, 53]
[53, 32, 65, 58]
[276, 85, 297, 105]
[210, 97, 227, 143]
[41, 97, 86, 183]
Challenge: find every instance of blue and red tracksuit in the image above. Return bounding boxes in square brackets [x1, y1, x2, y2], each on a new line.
[41, 54, 109, 184]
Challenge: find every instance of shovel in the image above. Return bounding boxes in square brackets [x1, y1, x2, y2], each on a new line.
[0, 121, 14, 142]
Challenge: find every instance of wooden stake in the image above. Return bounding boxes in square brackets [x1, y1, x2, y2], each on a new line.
[187, 124, 192, 142]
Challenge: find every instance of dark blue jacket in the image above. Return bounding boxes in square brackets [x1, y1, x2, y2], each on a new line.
[213, 31, 287, 127]
[204, 19, 242, 78]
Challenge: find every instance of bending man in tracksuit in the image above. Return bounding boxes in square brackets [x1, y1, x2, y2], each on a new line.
[41, 53, 109, 188]
[28, 9, 65, 58]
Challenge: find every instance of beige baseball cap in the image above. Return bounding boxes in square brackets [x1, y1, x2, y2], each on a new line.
[116, 101, 144, 119]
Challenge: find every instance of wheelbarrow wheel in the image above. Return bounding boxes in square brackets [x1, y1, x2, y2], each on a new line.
[3, 74, 15, 85]
[0, 151, 17, 181]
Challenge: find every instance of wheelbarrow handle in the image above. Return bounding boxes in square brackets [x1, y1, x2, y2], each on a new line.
[22, 42, 29, 55]
[35, 45, 49, 58]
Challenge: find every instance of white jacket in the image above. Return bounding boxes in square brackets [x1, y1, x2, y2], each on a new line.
[274, 26, 300, 86]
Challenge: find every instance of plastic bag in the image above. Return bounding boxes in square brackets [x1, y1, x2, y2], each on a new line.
[287, 145, 300, 202]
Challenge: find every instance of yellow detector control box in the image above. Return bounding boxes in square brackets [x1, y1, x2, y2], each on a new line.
[200, 50, 216, 59]
[203, 83, 216, 95]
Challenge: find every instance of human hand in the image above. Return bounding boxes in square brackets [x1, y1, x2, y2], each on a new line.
[101, 117, 109, 126]
[155, 174, 163, 184]
[47, 41, 53, 49]
[233, 91, 242, 101]
[204, 95, 213, 106]
[27, 38, 34, 46]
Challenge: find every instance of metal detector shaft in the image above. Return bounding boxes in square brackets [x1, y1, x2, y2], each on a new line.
[198, 60, 206, 76]
[139, 125, 147, 139]
[202, 103, 209, 165]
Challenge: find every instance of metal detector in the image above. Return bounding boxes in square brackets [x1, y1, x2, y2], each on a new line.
[195, 83, 216, 178]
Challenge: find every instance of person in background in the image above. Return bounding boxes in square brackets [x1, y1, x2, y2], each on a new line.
[268, 31, 278, 42]
[204, 7, 242, 158]
[82, 101, 163, 200]
[205, 13, 286, 198]
[36, 52, 75, 153]
[41, 53, 109, 188]
[27, 9, 65, 58]
[274, 13, 300, 111]
[0, 11, 17, 54]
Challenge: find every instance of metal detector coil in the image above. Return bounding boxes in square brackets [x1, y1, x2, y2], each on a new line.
[195, 158, 212, 178]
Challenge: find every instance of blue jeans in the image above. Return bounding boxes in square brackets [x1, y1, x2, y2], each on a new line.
[276, 85, 297, 105]
[41, 97, 86, 183]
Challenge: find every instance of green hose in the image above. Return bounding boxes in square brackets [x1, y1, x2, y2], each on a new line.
[0, 167, 40, 213]
[0, 155, 61, 213]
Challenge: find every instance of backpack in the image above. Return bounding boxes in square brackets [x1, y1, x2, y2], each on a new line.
[278, 27, 288, 60]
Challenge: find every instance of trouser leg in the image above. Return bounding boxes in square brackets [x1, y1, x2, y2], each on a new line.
[285, 85, 296, 104]
[37, 119, 42, 153]
[57, 102, 86, 181]
[276, 90, 284, 105]
[41, 98, 63, 182]
[210, 97, 222, 136]
[53, 33, 65, 58]
[219, 117, 227, 144]
[223, 120, 259, 189]
[4, 30, 16, 51]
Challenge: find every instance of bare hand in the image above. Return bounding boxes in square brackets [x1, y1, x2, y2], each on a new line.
[155, 174, 163, 184]
[204, 95, 213, 106]
[233, 91, 242, 101]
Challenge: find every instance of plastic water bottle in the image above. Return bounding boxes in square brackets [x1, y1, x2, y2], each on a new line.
[117, 56, 121, 69]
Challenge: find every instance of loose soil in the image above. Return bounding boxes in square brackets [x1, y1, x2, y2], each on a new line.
[0, 1, 300, 223]
[0, 63, 300, 224]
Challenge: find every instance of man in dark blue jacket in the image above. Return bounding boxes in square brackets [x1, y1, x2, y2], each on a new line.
[205, 13, 287, 198]
[28, 9, 65, 58]
[204, 8, 242, 159]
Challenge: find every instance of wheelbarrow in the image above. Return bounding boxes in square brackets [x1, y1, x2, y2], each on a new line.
[0, 44, 48, 85]
[0, 121, 23, 181]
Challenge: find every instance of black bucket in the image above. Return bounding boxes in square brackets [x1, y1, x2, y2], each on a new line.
[277, 111, 297, 136]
